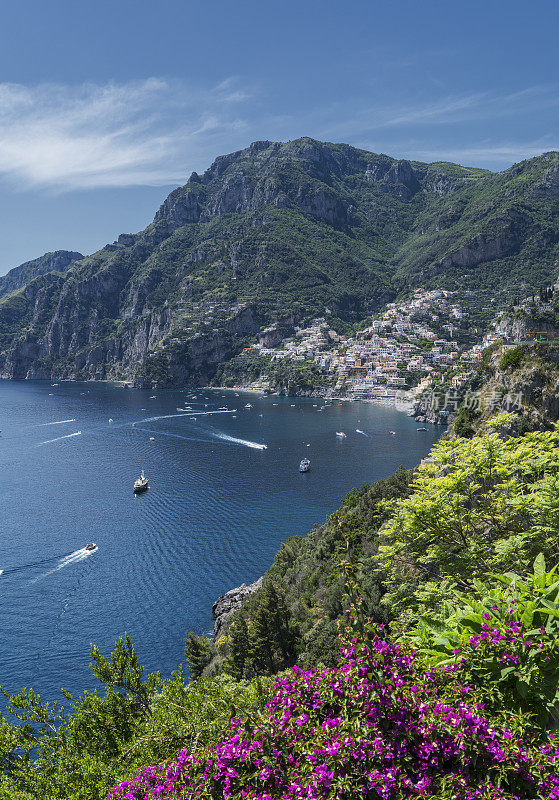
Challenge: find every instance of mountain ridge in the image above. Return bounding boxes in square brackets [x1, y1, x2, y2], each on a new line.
[0, 137, 558, 386]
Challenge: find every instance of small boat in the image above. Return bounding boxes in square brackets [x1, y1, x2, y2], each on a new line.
[85, 542, 96, 551]
[108, 418, 113, 423]
[389, 430, 396, 435]
[149, 396, 157, 399]
[417, 427, 427, 432]
[134, 471, 149, 493]
[149, 437, 155, 440]
[52, 383, 59, 387]
[336, 431, 347, 438]
[245, 403, 253, 409]
[299, 458, 311, 473]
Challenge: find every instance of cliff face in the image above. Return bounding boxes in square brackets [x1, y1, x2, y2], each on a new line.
[0, 139, 558, 386]
[0, 250, 83, 300]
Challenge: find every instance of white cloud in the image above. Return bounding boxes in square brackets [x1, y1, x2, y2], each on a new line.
[374, 140, 559, 168]
[0, 78, 251, 191]
[0, 77, 557, 192]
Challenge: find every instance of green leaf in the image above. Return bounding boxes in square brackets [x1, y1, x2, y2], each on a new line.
[533, 552, 546, 578]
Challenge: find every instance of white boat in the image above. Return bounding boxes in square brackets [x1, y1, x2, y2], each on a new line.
[134, 471, 149, 493]
[417, 427, 427, 431]
[149, 437, 155, 440]
[389, 430, 396, 435]
[336, 431, 347, 438]
[108, 418, 113, 423]
[245, 403, 253, 409]
[299, 458, 311, 473]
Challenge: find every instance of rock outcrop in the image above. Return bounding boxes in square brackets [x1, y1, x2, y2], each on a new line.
[212, 577, 263, 639]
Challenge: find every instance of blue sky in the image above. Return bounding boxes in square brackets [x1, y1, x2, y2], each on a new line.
[0, 0, 557, 274]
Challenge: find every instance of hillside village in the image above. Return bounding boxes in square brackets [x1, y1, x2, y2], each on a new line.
[240, 288, 485, 401]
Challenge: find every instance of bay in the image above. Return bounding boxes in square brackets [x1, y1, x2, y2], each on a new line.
[0, 380, 441, 700]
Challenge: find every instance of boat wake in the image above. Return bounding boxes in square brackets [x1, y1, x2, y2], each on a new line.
[137, 410, 234, 424]
[38, 419, 76, 426]
[30, 547, 97, 583]
[37, 431, 82, 446]
[211, 431, 268, 450]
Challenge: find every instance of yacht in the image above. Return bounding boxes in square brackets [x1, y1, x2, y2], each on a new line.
[299, 458, 311, 473]
[134, 471, 149, 493]
[336, 431, 347, 438]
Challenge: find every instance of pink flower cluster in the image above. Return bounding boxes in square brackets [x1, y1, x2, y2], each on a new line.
[106, 635, 559, 799]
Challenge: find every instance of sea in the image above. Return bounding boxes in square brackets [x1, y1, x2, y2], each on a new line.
[0, 380, 441, 702]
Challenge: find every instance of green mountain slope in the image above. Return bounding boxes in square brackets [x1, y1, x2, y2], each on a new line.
[0, 250, 83, 300]
[0, 138, 558, 385]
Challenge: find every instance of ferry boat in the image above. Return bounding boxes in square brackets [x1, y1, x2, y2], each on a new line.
[134, 471, 149, 493]
[299, 458, 311, 473]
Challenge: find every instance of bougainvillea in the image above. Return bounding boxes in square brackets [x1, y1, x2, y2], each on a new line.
[106, 629, 559, 800]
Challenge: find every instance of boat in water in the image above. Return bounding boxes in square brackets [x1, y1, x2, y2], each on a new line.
[134, 471, 149, 493]
[299, 458, 311, 473]
[417, 427, 427, 432]
[336, 431, 347, 438]
[85, 543, 96, 551]
[389, 430, 396, 435]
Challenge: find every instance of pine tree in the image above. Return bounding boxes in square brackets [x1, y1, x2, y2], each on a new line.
[184, 633, 214, 680]
[227, 615, 250, 679]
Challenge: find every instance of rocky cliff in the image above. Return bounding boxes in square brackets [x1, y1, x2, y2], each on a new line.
[212, 577, 263, 639]
[0, 139, 558, 386]
[0, 250, 83, 300]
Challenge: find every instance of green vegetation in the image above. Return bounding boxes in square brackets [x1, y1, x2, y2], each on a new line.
[498, 345, 525, 371]
[5, 413, 559, 796]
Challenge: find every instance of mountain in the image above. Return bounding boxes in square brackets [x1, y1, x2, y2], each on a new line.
[0, 250, 83, 300]
[0, 138, 558, 386]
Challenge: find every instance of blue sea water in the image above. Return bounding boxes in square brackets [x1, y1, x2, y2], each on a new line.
[0, 380, 441, 701]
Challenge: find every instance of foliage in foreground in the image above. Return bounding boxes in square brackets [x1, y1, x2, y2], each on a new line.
[107, 606, 559, 800]
[0, 637, 273, 800]
[411, 554, 559, 728]
[381, 416, 559, 618]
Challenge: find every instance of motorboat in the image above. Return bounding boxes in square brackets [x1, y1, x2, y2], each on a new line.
[417, 427, 427, 431]
[299, 458, 311, 473]
[134, 471, 149, 493]
[389, 430, 396, 435]
[336, 431, 347, 438]
[108, 418, 113, 423]
[85, 543, 96, 551]
[245, 403, 253, 408]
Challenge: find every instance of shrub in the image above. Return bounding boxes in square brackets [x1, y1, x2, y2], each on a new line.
[498, 346, 525, 371]
[410, 554, 559, 727]
[107, 624, 559, 800]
